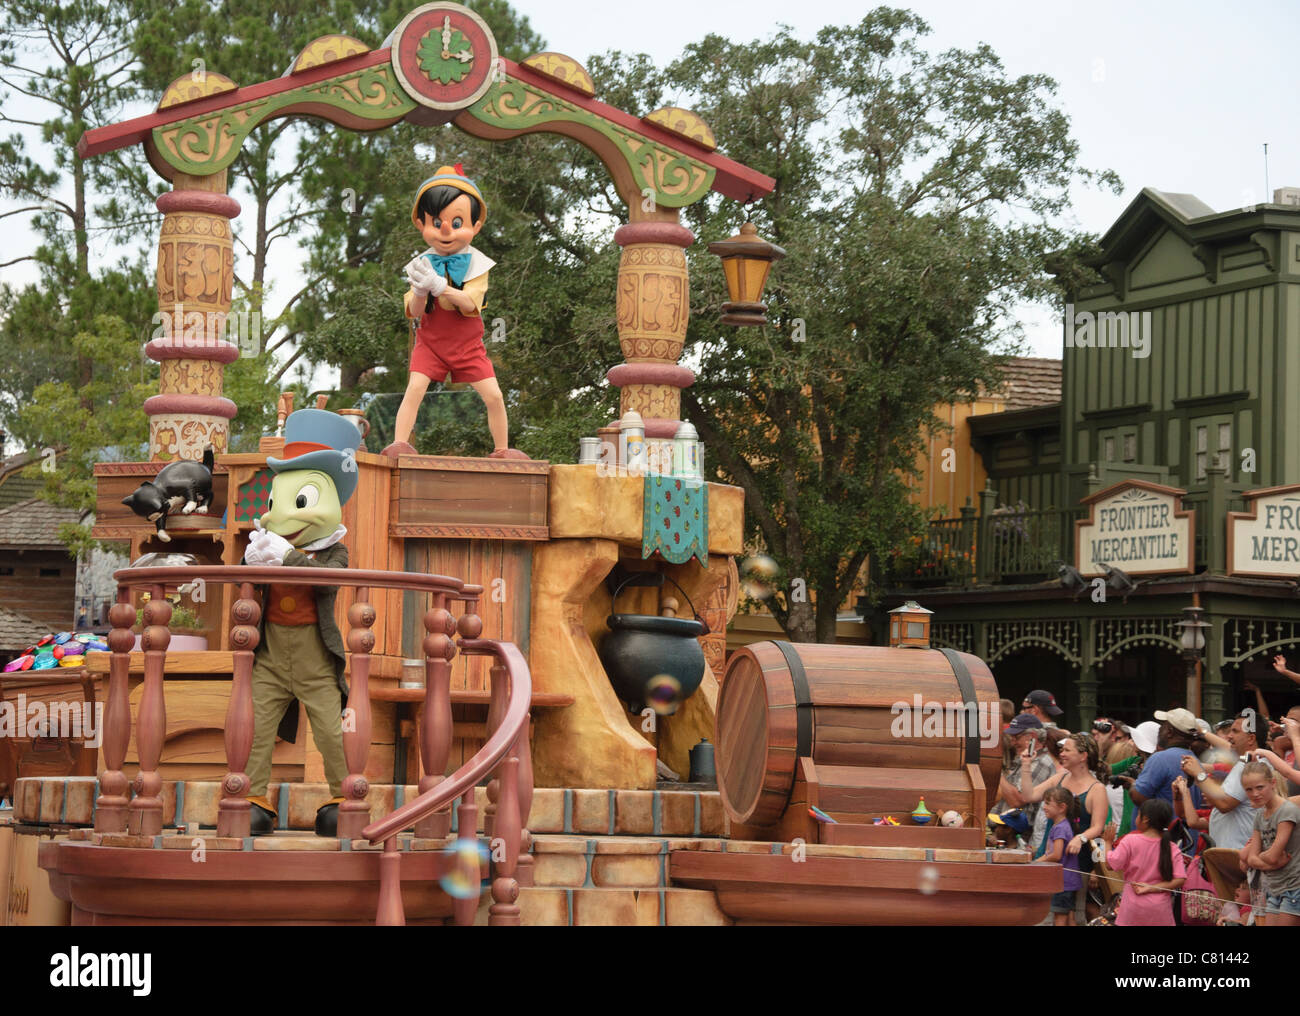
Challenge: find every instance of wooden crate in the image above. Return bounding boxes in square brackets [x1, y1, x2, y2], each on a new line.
[392, 455, 548, 540]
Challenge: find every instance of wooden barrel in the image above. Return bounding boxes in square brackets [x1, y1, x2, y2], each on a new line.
[716, 642, 1002, 827]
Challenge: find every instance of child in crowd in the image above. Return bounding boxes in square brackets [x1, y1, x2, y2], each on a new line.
[1239, 759, 1300, 926]
[1217, 883, 1255, 926]
[1036, 785, 1083, 926]
[1103, 798, 1186, 926]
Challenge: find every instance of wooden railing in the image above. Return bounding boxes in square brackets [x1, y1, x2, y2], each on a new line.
[97, 564, 533, 927]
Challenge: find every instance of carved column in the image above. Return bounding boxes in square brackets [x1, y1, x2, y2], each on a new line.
[606, 214, 695, 468]
[96, 594, 136, 833]
[146, 169, 240, 462]
[219, 583, 260, 838]
[339, 593, 376, 839]
[416, 594, 455, 839]
[130, 588, 169, 836]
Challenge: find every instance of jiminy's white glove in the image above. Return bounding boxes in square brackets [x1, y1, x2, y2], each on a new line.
[246, 520, 295, 567]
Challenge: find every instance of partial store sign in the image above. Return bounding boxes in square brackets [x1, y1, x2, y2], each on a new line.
[1228, 484, 1300, 578]
[1075, 480, 1194, 577]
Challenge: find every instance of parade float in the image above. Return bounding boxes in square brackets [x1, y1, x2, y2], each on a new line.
[0, 2, 1056, 925]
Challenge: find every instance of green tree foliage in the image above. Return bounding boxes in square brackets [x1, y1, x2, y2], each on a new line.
[16, 314, 155, 553]
[659, 11, 1120, 641]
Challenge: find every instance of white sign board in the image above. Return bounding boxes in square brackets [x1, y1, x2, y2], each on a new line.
[1074, 481, 1193, 577]
[1228, 485, 1300, 578]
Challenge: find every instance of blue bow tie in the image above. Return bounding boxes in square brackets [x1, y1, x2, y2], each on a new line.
[424, 251, 472, 286]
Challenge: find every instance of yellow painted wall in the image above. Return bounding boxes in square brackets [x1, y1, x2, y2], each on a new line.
[909, 395, 1006, 518]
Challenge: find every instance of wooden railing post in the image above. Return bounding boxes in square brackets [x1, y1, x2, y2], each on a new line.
[417, 594, 455, 838]
[129, 585, 169, 836]
[484, 660, 506, 838]
[219, 582, 260, 838]
[339, 590, 377, 839]
[376, 835, 406, 926]
[489, 755, 521, 926]
[452, 791, 479, 927]
[96, 591, 136, 833]
[515, 713, 534, 885]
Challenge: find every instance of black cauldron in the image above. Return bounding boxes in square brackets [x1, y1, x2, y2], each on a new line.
[598, 573, 709, 715]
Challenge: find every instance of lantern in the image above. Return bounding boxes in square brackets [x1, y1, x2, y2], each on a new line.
[888, 601, 933, 649]
[708, 221, 787, 326]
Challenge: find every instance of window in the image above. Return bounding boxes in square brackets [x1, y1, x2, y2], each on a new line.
[1193, 415, 1233, 481]
[1098, 426, 1137, 465]
[39, 568, 61, 577]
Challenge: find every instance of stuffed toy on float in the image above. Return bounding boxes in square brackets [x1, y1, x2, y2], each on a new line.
[241, 408, 358, 836]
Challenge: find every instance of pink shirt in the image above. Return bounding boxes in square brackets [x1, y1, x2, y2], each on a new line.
[1107, 832, 1186, 927]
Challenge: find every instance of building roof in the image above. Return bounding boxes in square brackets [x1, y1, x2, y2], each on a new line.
[988, 357, 1062, 411]
[0, 449, 64, 510]
[0, 498, 80, 549]
[0, 604, 54, 652]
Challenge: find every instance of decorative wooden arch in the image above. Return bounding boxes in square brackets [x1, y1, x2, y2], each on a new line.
[78, 1, 776, 460]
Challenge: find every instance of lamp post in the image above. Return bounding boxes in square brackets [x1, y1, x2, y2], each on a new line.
[707, 222, 786, 326]
[1178, 605, 1210, 716]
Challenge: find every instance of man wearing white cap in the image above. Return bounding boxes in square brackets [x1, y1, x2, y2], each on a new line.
[1131, 707, 1205, 809]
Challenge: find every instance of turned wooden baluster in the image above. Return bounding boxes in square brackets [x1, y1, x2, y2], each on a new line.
[489, 755, 521, 926]
[376, 835, 405, 926]
[129, 585, 169, 836]
[338, 590, 376, 839]
[416, 594, 455, 838]
[96, 592, 136, 833]
[219, 583, 260, 838]
[515, 713, 534, 885]
[452, 789, 479, 927]
[484, 661, 506, 839]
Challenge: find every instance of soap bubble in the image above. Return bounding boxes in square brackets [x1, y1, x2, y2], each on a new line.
[917, 864, 940, 895]
[439, 838, 488, 900]
[740, 555, 779, 600]
[646, 674, 682, 715]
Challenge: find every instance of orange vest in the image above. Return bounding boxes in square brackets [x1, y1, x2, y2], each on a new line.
[267, 550, 320, 625]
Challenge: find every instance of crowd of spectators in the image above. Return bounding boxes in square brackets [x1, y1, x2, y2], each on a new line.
[989, 675, 1300, 927]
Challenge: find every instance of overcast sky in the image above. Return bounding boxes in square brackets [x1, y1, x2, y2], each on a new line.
[2, 0, 1297, 378]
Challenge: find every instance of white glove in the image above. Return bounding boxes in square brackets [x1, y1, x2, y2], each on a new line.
[246, 520, 294, 567]
[405, 256, 447, 301]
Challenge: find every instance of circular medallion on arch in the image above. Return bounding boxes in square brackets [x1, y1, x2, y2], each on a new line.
[390, 2, 499, 111]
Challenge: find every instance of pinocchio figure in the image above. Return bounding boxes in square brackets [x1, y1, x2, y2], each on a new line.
[382, 164, 527, 460]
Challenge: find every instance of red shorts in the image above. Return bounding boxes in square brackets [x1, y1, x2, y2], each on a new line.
[410, 304, 495, 383]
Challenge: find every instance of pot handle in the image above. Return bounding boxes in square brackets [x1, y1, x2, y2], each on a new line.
[611, 573, 709, 634]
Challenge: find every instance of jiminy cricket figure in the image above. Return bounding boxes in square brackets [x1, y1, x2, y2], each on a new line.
[381, 164, 527, 460]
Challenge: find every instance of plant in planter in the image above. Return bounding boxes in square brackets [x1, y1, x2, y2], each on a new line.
[133, 595, 211, 651]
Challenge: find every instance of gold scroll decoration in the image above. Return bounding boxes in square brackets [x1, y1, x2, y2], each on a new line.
[291, 35, 370, 75]
[642, 107, 717, 152]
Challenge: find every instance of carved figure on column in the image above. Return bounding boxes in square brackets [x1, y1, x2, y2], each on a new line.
[242, 409, 358, 836]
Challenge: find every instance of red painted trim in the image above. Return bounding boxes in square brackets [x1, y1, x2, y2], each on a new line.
[145, 339, 241, 364]
[281, 440, 333, 457]
[77, 51, 776, 202]
[501, 58, 775, 202]
[77, 48, 394, 160]
[156, 190, 242, 217]
[143, 394, 238, 419]
[643, 418, 684, 439]
[606, 363, 696, 388]
[614, 222, 695, 248]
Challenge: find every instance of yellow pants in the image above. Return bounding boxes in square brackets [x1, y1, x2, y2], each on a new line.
[247, 621, 348, 799]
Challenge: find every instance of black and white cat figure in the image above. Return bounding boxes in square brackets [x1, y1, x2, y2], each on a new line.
[121, 447, 216, 543]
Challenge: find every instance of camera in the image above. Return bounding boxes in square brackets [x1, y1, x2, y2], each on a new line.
[1093, 720, 1113, 734]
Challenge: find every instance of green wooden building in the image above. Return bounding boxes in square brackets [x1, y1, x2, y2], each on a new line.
[863, 188, 1300, 730]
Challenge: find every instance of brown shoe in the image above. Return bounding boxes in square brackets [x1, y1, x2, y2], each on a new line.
[489, 448, 531, 460]
[381, 440, 417, 459]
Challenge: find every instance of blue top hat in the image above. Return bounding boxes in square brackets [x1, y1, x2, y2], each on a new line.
[266, 409, 361, 506]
